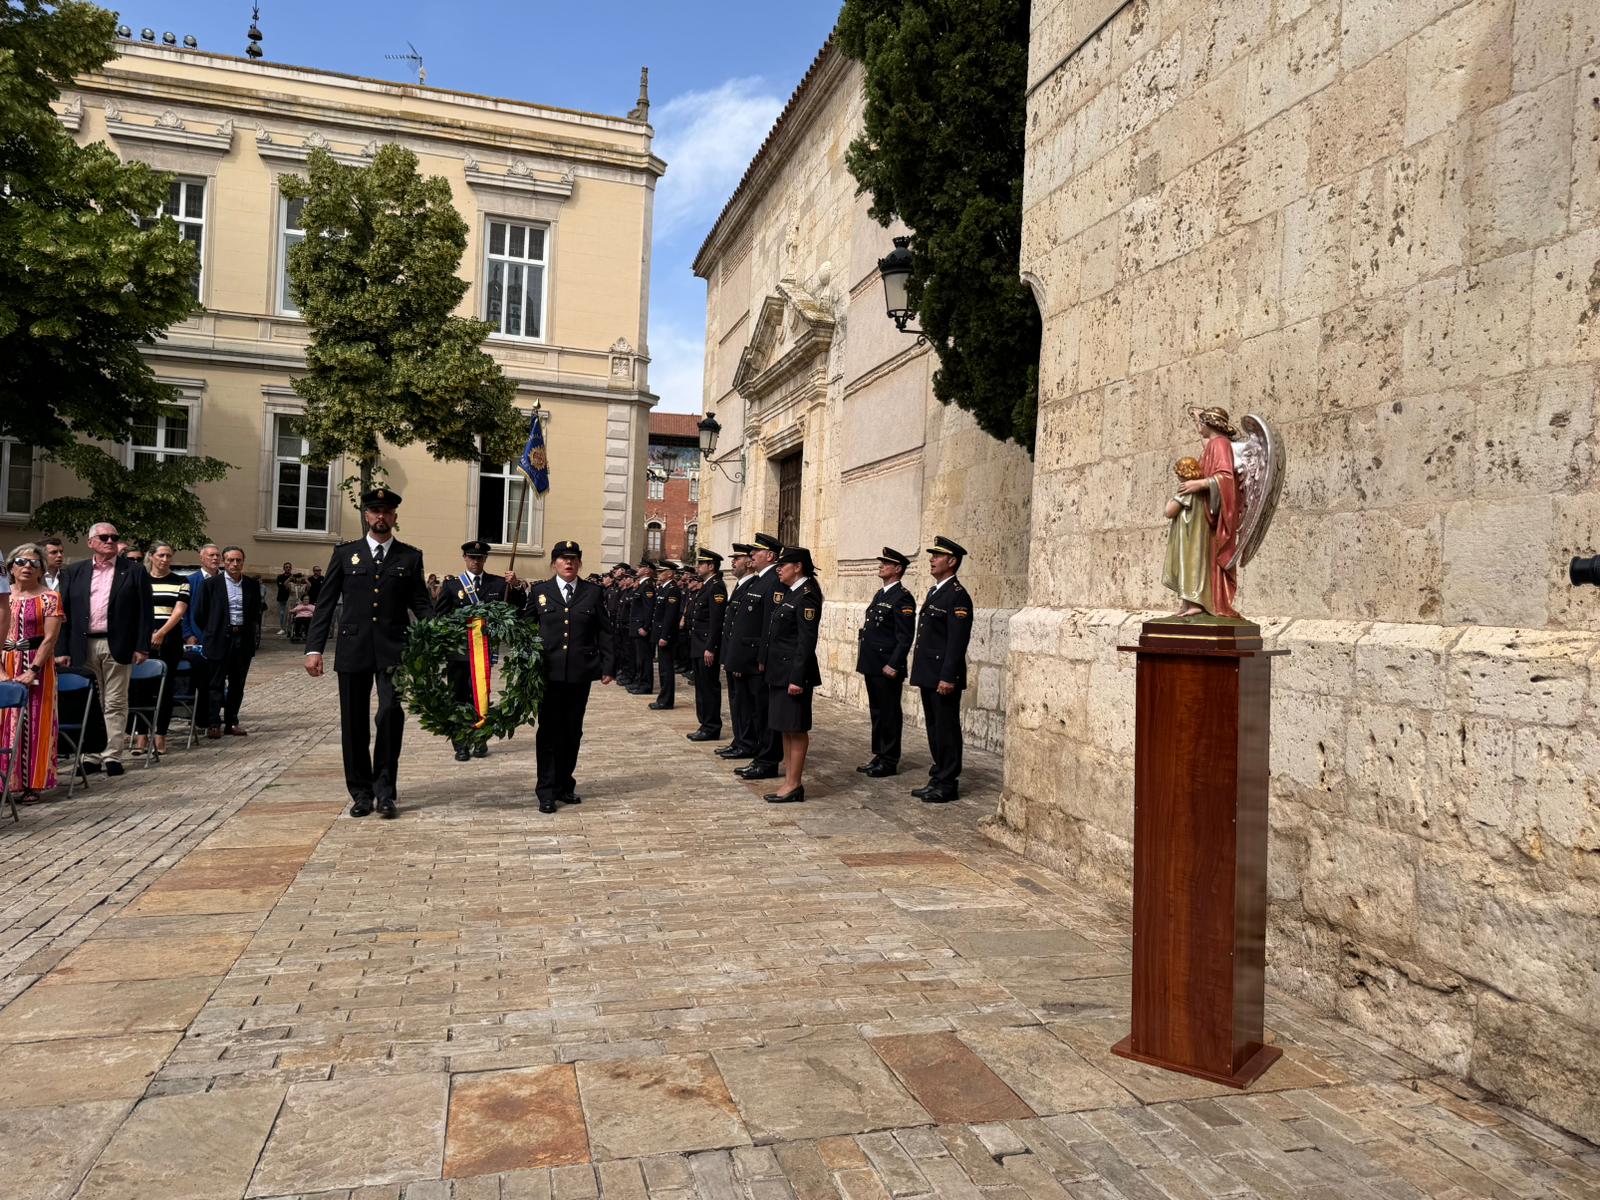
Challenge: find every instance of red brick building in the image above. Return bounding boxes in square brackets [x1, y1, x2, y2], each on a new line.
[644, 414, 701, 563]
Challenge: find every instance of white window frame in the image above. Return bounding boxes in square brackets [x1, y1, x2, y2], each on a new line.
[477, 457, 538, 548]
[128, 402, 193, 469]
[648, 475, 665, 501]
[0, 439, 36, 519]
[685, 522, 698, 557]
[689, 474, 700, 503]
[278, 194, 306, 316]
[483, 218, 550, 342]
[146, 176, 207, 302]
[271, 414, 331, 533]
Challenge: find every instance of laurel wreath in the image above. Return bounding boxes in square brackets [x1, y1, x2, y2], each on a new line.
[393, 601, 544, 747]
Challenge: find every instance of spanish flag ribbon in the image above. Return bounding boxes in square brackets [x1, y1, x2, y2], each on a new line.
[466, 616, 492, 729]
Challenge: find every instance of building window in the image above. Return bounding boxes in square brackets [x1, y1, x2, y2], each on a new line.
[689, 474, 699, 503]
[478, 456, 535, 546]
[1, 440, 33, 518]
[645, 521, 663, 557]
[484, 219, 547, 340]
[129, 405, 191, 469]
[278, 195, 305, 315]
[685, 523, 698, 557]
[272, 415, 329, 532]
[647, 474, 665, 501]
[142, 177, 205, 301]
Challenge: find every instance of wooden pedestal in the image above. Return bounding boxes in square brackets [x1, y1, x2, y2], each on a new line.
[1110, 618, 1286, 1088]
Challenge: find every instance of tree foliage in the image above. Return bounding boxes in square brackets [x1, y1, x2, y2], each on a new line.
[0, 0, 200, 449]
[281, 145, 523, 494]
[31, 441, 231, 550]
[837, 0, 1040, 452]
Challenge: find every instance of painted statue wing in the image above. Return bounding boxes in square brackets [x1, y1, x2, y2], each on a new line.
[1232, 414, 1285, 569]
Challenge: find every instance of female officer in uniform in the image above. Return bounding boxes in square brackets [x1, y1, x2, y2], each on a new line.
[760, 546, 822, 803]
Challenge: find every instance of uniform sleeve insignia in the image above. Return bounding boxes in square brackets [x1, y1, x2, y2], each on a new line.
[714, 595, 725, 603]
[773, 591, 783, 602]
[804, 608, 816, 621]
[900, 607, 914, 615]
[351, 553, 360, 564]
[668, 596, 679, 604]
[955, 608, 970, 618]
[537, 594, 547, 606]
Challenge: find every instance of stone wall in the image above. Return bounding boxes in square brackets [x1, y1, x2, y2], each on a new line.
[1012, 0, 1600, 1138]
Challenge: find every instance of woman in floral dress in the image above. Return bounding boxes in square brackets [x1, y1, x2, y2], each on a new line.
[1, 543, 63, 797]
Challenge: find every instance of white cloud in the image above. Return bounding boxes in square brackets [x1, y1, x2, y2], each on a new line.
[653, 77, 785, 240]
[648, 314, 709, 413]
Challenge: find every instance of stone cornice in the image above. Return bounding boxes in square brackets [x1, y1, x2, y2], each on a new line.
[463, 159, 576, 200]
[104, 104, 235, 153]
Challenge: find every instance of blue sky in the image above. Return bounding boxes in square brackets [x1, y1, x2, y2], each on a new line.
[116, 1, 842, 411]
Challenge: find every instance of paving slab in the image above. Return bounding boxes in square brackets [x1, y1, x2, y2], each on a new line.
[869, 1032, 1035, 1124]
[577, 1053, 751, 1160]
[249, 1073, 448, 1196]
[954, 1025, 1136, 1115]
[0, 1100, 132, 1200]
[443, 1065, 589, 1176]
[76, 1083, 285, 1200]
[0, 977, 218, 1042]
[120, 885, 287, 916]
[942, 929, 1101, 958]
[713, 1040, 931, 1143]
[0, 1032, 180, 1107]
[45, 932, 252, 984]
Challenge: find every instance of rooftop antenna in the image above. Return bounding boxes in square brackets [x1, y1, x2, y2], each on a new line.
[245, 4, 263, 59]
[385, 41, 425, 85]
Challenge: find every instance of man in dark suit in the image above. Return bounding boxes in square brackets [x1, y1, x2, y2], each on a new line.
[686, 549, 727, 742]
[856, 547, 918, 778]
[627, 562, 657, 695]
[433, 539, 518, 762]
[730, 532, 784, 783]
[199, 546, 264, 737]
[649, 560, 682, 710]
[56, 519, 153, 776]
[909, 535, 974, 804]
[523, 540, 613, 813]
[180, 543, 223, 735]
[305, 487, 432, 819]
[715, 544, 754, 759]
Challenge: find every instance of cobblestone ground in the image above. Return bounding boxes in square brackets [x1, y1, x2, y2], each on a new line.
[2, 641, 1597, 1200]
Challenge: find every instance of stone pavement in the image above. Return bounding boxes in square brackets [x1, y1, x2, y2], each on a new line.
[2, 641, 1597, 1200]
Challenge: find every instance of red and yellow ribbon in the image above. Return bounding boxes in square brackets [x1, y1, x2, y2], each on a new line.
[465, 616, 492, 728]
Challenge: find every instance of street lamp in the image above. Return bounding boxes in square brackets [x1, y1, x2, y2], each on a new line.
[877, 236, 925, 342]
[697, 412, 745, 483]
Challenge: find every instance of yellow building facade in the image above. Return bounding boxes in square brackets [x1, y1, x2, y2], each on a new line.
[4, 38, 663, 573]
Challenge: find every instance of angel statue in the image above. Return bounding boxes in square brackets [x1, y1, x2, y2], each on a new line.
[1161, 407, 1284, 618]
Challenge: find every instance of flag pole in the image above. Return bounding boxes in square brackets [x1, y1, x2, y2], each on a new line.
[508, 474, 530, 572]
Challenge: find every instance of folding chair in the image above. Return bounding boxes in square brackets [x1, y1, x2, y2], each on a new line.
[55, 673, 94, 798]
[125, 659, 167, 768]
[0, 681, 26, 821]
[170, 657, 199, 750]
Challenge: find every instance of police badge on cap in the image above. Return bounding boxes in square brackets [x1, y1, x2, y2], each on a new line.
[361, 486, 401, 509]
[552, 540, 582, 560]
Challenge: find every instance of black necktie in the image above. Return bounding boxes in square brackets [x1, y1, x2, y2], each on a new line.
[562, 583, 572, 604]
[473, 574, 481, 592]
[373, 543, 386, 566]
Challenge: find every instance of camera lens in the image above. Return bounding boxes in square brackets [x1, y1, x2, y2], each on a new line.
[1570, 555, 1600, 587]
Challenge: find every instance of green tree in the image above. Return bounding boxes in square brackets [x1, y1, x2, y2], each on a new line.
[0, 0, 200, 449]
[837, 0, 1041, 452]
[281, 145, 523, 496]
[30, 441, 230, 550]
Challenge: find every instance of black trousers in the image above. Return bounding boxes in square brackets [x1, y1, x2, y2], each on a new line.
[536, 679, 592, 800]
[207, 632, 253, 729]
[337, 668, 405, 803]
[693, 655, 722, 734]
[152, 635, 183, 736]
[864, 673, 905, 766]
[726, 669, 748, 750]
[446, 659, 471, 750]
[189, 652, 214, 729]
[655, 643, 675, 705]
[743, 670, 782, 766]
[632, 635, 653, 691]
[919, 686, 964, 789]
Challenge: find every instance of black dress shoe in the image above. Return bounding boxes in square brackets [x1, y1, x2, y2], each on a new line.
[561, 792, 581, 805]
[738, 764, 781, 781]
[472, 742, 488, 758]
[349, 798, 373, 817]
[454, 747, 471, 762]
[865, 763, 898, 778]
[104, 760, 125, 778]
[538, 797, 557, 814]
[376, 798, 398, 819]
[921, 789, 958, 804]
[716, 747, 753, 759]
[686, 730, 719, 742]
[856, 761, 880, 774]
[648, 701, 674, 710]
[911, 785, 933, 799]
[764, 787, 805, 804]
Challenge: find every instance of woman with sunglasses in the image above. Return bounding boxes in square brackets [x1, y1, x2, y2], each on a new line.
[1, 544, 63, 799]
[140, 541, 190, 758]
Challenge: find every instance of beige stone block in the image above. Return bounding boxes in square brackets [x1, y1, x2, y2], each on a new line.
[1548, 490, 1600, 631]
[1510, 0, 1600, 92]
[1077, 291, 1131, 389]
[1402, 251, 1533, 392]
[1302, 822, 1417, 945]
[1341, 0, 1462, 70]
[1330, 944, 1477, 1077]
[1405, 0, 1513, 145]
[1243, 511, 1335, 618]
[1307, 50, 1406, 186]
[1143, 64, 1246, 184]
[1234, 320, 1320, 422]
[1028, 11, 1115, 128]
[1111, 0, 1163, 74]
[1469, 74, 1574, 260]
[1573, 62, 1600, 230]
[1349, 390, 1475, 508]
[1448, 716, 1519, 851]
[1274, 619, 1363, 695]
[1530, 226, 1600, 368]
[1275, 411, 1353, 511]
[1349, 127, 1470, 299]
[1475, 366, 1597, 497]
[1235, 213, 1285, 338]
[1326, 507, 1445, 622]
[1078, 213, 1123, 301]
[1281, 182, 1351, 324]
[1134, 351, 1230, 453]
[1341, 701, 1455, 837]
[1179, 1, 1274, 90]
[1354, 621, 1462, 708]
[1122, 157, 1218, 274]
[1036, 394, 1100, 478]
[1442, 496, 1552, 626]
[1218, 106, 1311, 229]
[1273, 689, 1348, 795]
[1118, 31, 1183, 143]
[1471, 993, 1600, 1144]
[1084, 656, 1136, 757]
[1244, 0, 1339, 130]
[1513, 724, 1600, 853]
[1037, 305, 1084, 402]
[1123, 270, 1182, 374]
[1449, 625, 1595, 724]
[1318, 295, 1405, 407]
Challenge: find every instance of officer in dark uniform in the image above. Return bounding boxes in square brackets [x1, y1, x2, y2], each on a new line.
[760, 546, 822, 804]
[522, 540, 613, 813]
[608, 566, 633, 686]
[729, 532, 784, 782]
[855, 546, 917, 777]
[650, 561, 681, 709]
[627, 562, 657, 694]
[686, 549, 727, 741]
[674, 565, 695, 679]
[433, 539, 516, 761]
[909, 535, 973, 803]
[715, 544, 754, 759]
[304, 486, 433, 819]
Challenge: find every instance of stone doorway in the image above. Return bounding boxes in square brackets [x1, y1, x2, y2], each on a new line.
[776, 451, 801, 549]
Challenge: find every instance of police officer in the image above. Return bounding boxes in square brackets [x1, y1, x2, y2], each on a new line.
[715, 544, 755, 759]
[608, 566, 633, 686]
[650, 560, 682, 709]
[760, 546, 822, 803]
[729, 532, 784, 782]
[304, 487, 432, 819]
[523, 540, 613, 813]
[433, 539, 518, 761]
[674, 565, 695, 678]
[856, 547, 917, 778]
[627, 562, 657, 694]
[909, 535, 973, 803]
[686, 550, 728, 741]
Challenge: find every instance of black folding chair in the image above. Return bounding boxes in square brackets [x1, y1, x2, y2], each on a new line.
[125, 659, 167, 768]
[0, 681, 25, 821]
[170, 656, 199, 750]
[55, 672, 94, 797]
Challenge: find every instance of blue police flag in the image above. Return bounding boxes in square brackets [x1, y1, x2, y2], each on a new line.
[518, 408, 549, 495]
